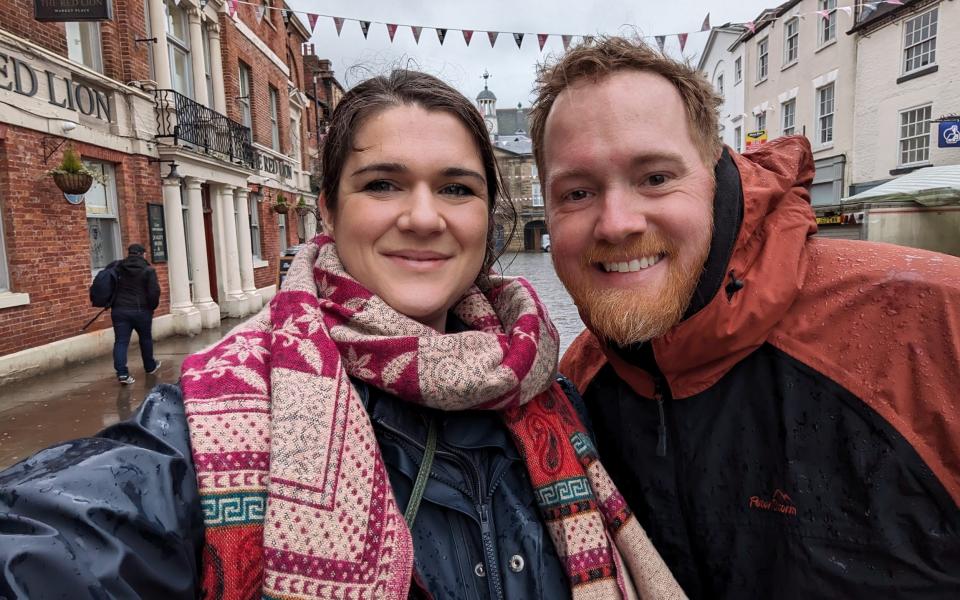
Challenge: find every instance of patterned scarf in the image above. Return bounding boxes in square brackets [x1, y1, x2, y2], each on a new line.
[181, 235, 684, 600]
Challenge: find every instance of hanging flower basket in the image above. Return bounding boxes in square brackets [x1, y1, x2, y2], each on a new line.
[53, 172, 94, 195]
[272, 202, 289, 215]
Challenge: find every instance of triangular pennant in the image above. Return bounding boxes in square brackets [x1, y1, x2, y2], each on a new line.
[746, 21, 756, 34]
[387, 24, 398, 42]
[678, 33, 688, 53]
[411, 26, 422, 44]
[655, 35, 666, 53]
[583, 35, 594, 44]
[562, 34, 572, 51]
[360, 21, 371, 39]
[333, 17, 345, 36]
[513, 32, 524, 49]
[701, 13, 711, 32]
[173, 0, 180, 5]
[537, 34, 549, 51]
[255, 4, 265, 23]
[463, 30, 474, 45]
[308, 13, 319, 32]
[816, 9, 830, 19]
[886, 0, 904, 4]
[838, 6, 852, 15]
[228, 0, 238, 18]
[487, 31, 499, 47]
[437, 28, 447, 45]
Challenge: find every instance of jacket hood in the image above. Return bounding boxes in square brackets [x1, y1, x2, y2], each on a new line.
[119, 255, 150, 274]
[562, 135, 817, 398]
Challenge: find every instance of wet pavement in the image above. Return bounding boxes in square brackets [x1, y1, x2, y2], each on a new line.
[0, 318, 244, 469]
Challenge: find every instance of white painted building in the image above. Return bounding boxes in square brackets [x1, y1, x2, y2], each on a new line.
[698, 24, 747, 153]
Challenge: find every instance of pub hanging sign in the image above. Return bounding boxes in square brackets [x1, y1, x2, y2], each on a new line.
[35, 0, 113, 22]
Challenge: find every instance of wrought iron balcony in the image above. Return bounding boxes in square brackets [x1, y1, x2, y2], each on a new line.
[154, 89, 255, 169]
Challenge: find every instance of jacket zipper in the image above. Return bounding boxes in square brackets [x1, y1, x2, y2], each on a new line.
[654, 376, 668, 457]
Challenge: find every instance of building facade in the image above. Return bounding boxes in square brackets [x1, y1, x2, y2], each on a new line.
[0, 0, 324, 381]
[698, 24, 747, 152]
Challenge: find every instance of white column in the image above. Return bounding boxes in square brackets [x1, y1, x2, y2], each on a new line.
[304, 201, 317, 240]
[235, 187, 262, 310]
[185, 177, 220, 327]
[187, 7, 209, 107]
[162, 177, 201, 334]
[207, 22, 227, 114]
[147, 0, 172, 89]
[219, 184, 246, 316]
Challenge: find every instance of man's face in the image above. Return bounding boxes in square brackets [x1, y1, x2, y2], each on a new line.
[542, 71, 716, 346]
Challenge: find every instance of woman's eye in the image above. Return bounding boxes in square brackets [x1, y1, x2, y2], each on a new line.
[364, 180, 397, 193]
[440, 183, 475, 197]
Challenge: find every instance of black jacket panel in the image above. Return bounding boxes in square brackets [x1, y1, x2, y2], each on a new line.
[584, 344, 960, 600]
[0, 384, 203, 600]
[113, 256, 161, 311]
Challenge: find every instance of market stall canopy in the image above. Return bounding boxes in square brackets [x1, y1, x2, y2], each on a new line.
[842, 166, 960, 207]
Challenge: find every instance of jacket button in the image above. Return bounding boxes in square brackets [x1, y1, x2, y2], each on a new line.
[509, 554, 525, 573]
[474, 562, 486, 577]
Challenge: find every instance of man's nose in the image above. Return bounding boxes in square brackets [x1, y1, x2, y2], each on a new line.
[593, 187, 647, 244]
[398, 185, 446, 234]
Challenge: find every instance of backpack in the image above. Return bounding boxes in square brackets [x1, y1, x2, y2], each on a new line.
[90, 261, 121, 308]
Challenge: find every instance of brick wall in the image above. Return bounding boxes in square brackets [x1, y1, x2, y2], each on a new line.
[0, 127, 164, 356]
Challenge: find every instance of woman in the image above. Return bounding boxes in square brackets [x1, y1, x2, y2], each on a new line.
[0, 71, 682, 600]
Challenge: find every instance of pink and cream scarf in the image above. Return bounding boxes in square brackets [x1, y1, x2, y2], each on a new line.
[181, 235, 684, 600]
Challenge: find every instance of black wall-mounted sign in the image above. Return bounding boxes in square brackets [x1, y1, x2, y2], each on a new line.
[35, 0, 113, 22]
[147, 203, 167, 264]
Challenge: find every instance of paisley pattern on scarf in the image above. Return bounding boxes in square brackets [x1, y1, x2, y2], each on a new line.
[181, 235, 685, 600]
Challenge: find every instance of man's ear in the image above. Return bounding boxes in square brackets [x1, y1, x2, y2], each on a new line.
[318, 193, 334, 237]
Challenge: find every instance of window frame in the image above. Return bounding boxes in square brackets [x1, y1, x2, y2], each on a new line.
[734, 126, 743, 153]
[902, 7, 938, 75]
[898, 104, 932, 167]
[716, 73, 724, 98]
[734, 57, 742, 84]
[816, 83, 835, 146]
[165, 0, 193, 98]
[757, 37, 769, 82]
[84, 161, 123, 273]
[278, 212, 288, 253]
[782, 99, 796, 136]
[269, 85, 281, 151]
[756, 112, 766, 133]
[0, 204, 9, 293]
[784, 18, 799, 66]
[249, 195, 262, 259]
[818, 0, 837, 47]
[238, 62, 252, 129]
[65, 21, 104, 73]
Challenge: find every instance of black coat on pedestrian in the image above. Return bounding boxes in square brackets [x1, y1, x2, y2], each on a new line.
[112, 255, 160, 311]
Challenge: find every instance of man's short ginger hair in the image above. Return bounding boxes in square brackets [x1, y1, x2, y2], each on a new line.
[529, 36, 723, 177]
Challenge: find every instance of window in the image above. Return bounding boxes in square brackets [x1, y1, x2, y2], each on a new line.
[249, 195, 262, 259]
[143, 0, 155, 80]
[84, 162, 122, 272]
[202, 25, 214, 107]
[65, 22, 103, 73]
[238, 62, 252, 129]
[757, 38, 768, 81]
[734, 126, 742, 153]
[756, 112, 766, 133]
[816, 83, 835, 145]
[278, 213, 288, 253]
[903, 8, 937, 74]
[734, 57, 742, 83]
[0, 210, 9, 293]
[165, 0, 193, 98]
[269, 86, 280, 151]
[782, 99, 796, 135]
[899, 105, 932, 166]
[532, 181, 543, 207]
[818, 0, 837, 46]
[181, 187, 192, 280]
[716, 73, 724, 98]
[784, 18, 799, 65]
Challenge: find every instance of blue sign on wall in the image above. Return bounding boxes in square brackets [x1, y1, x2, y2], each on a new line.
[939, 121, 960, 148]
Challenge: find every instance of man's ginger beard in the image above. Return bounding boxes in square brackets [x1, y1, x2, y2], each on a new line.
[553, 222, 713, 347]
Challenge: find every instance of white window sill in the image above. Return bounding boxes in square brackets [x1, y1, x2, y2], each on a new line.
[754, 77, 768, 86]
[781, 60, 798, 72]
[253, 258, 269, 269]
[814, 142, 835, 152]
[0, 292, 30, 310]
[815, 39, 837, 54]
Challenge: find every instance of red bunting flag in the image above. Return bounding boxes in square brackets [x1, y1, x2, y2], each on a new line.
[816, 9, 830, 19]
[228, 0, 238, 18]
[411, 26, 422, 44]
[463, 30, 474, 45]
[886, 0, 904, 4]
[437, 28, 447, 45]
[701, 13, 711, 32]
[360, 21, 371, 39]
[655, 35, 666, 52]
[678, 33, 688, 52]
[387, 23, 398, 41]
[745, 21, 756, 33]
[255, 3, 265, 23]
[538, 34, 548, 51]
[513, 32, 524, 49]
[308, 13, 319, 32]
[333, 17, 345, 36]
[562, 35, 572, 50]
[487, 31, 499, 47]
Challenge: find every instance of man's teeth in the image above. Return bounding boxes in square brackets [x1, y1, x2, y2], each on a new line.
[602, 254, 663, 272]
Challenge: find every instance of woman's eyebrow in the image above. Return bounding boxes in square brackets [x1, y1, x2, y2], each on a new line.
[350, 162, 407, 177]
[441, 167, 486, 184]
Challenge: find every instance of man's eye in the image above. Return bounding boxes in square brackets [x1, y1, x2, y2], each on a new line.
[563, 189, 591, 202]
[647, 174, 669, 186]
[364, 180, 397, 193]
[440, 183, 475, 197]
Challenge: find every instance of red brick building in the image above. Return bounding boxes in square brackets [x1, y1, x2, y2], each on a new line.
[0, 0, 327, 381]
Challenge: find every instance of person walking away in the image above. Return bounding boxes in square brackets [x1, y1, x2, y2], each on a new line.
[111, 243, 161, 384]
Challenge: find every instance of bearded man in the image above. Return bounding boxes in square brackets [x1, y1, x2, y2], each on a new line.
[530, 36, 960, 599]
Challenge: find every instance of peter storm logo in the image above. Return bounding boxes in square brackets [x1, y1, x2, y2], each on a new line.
[748, 489, 797, 516]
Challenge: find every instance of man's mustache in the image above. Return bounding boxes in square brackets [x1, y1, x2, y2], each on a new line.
[579, 235, 677, 267]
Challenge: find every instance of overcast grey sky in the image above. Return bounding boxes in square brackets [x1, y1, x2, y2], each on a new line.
[285, 0, 776, 108]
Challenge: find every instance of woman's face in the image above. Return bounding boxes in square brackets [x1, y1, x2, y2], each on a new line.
[321, 105, 489, 332]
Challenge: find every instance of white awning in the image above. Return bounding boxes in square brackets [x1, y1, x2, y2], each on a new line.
[843, 165, 960, 207]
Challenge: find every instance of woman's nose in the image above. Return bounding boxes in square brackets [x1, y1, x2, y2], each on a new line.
[398, 186, 446, 234]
